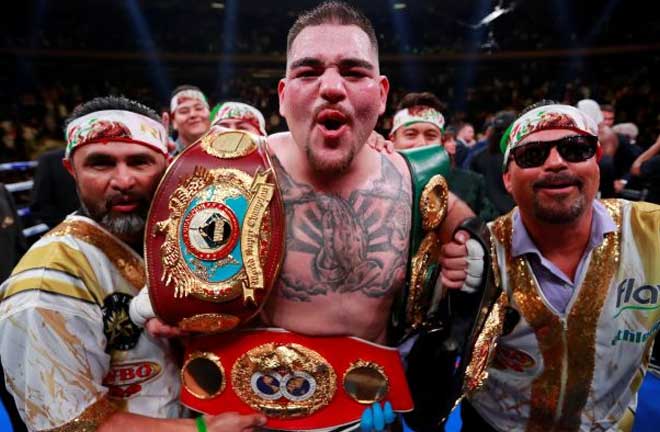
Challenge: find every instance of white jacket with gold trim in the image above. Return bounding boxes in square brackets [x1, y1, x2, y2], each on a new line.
[470, 200, 660, 432]
[0, 215, 182, 431]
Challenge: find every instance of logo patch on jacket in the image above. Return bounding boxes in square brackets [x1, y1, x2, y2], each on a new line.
[102, 293, 142, 352]
[103, 361, 163, 399]
[493, 345, 535, 372]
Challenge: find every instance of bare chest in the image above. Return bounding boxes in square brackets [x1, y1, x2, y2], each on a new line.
[262, 154, 412, 338]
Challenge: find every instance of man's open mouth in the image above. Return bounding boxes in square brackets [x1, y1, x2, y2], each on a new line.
[316, 109, 348, 132]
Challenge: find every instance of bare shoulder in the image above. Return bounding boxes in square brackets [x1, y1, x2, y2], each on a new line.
[266, 131, 292, 149]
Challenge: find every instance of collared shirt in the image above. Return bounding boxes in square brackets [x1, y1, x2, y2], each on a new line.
[511, 200, 617, 314]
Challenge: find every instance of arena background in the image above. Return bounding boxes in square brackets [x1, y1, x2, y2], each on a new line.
[1, 1, 659, 431]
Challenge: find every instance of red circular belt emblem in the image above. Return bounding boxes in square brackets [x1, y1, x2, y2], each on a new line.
[182, 201, 240, 261]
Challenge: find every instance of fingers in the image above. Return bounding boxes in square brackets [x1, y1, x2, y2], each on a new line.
[441, 241, 468, 259]
[383, 139, 394, 154]
[144, 318, 187, 338]
[361, 402, 395, 432]
[441, 273, 465, 290]
[237, 413, 267, 429]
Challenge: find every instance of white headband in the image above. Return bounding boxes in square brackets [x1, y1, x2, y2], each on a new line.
[170, 89, 209, 113]
[502, 104, 598, 168]
[211, 102, 267, 136]
[65, 110, 168, 159]
[390, 106, 445, 137]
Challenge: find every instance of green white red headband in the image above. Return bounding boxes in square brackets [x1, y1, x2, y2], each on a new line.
[390, 105, 445, 137]
[210, 101, 267, 136]
[170, 89, 209, 113]
[65, 110, 168, 159]
[501, 104, 598, 169]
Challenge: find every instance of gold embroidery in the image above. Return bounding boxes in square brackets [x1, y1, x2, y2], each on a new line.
[560, 200, 621, 430]
[464, 291, 508, 395]
[47, 220, 144, 291]
[46, 398, 118, 432]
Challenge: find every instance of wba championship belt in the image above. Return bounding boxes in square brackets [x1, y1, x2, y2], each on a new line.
[180, 329, 413, 431]
[145, 129, 285, 332]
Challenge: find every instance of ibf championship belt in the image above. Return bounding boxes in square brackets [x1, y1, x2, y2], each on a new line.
[144, 129, 285, 332]
[180, 329, 413, 431]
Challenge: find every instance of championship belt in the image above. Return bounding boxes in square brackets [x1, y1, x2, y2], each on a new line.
[144, 128, 285, 332]
[180, 329, 413, 431]
[393, 146, 503, 431]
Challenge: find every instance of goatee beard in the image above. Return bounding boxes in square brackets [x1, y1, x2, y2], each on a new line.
[80, 200, 146, 237]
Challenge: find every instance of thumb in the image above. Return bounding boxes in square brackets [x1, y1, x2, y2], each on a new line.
[454, 229, 469, 244]
[239, 413, 267, 428]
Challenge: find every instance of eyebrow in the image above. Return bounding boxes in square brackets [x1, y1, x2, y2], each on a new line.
[289, 57, 374, 71]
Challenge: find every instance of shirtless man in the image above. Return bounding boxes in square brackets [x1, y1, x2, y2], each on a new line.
[134, 2, 475, 430]
[261, 1, 472, 344]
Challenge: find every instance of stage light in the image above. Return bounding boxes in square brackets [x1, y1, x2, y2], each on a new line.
[211, 2, 225, 9]
[392, 3, 407, 10]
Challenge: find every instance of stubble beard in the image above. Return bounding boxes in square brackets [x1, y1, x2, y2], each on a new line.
[305, 142, 356, 177]
[532, 193, 586, 224]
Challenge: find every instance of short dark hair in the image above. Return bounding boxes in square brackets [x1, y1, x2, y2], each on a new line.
[287, 1, 378, 55]
[397, 92, 443, 112]
[488, 110, 516, 153]
[601, 104, 614, 113]
[171, 84, 204, 99]
[65, 95, 160, 132]
[519, 99, 560, 117]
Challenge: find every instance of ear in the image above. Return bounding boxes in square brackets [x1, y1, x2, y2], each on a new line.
[277, 79, 287, 118]
[62, 158, 75, 178]
[377, 75, 390, 116]
[502, 170, 513, 194]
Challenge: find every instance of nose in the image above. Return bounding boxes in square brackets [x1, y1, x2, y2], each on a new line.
[319, 69, 346, 103]
[110, 164, 136, 192]
[544, 146, 568, 171]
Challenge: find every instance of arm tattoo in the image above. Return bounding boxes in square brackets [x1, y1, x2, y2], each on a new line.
[272, 155, 412, 301]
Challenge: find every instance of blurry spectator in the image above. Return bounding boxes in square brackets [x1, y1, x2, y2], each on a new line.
[577, 99, 604, 125]
[469, 110, 517, 216]
[460, 120, 491, 169]
[29, 148, 79, 228]
[630, 134, 660, 204]
[169, 85, 211, 154]
[598, 126, 619, 198]
[601, 104, 616, 128]
[612, 123, 639, 145]
[456, 123, 476, 147]
[390, 92, 497, 221]
[210, 101, 267, 136]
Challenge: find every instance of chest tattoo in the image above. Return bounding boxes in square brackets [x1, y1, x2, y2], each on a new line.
[272, 155, 412, 301]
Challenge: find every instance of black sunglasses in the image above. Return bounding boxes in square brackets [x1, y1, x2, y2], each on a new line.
[510, 135, 598, 169]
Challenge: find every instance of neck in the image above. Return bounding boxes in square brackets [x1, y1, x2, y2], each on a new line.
[520, 206, 593, 279]
[281, 139, 379, 194]
[180, 135, 194, 148]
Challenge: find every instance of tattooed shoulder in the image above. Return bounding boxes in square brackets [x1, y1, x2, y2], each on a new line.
[272, 154, 412, 302]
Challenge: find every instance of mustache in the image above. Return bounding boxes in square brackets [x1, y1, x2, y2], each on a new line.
[106, 193, 148, 209]
[533, 172, 583, 190]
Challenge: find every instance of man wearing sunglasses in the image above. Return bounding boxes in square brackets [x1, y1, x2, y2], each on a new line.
[443, 101, 660, 431]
